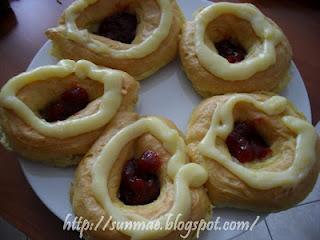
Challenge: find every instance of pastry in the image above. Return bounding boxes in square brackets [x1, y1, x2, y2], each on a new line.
[71, 112, 211, 240]
[0, 60, 139, 167]
[186, 93, 320, 212]
[46, 0, 185, 80]
[180, 2, 292, 97]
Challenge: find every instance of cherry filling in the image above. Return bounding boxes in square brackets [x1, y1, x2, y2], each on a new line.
[97, 12, 137, 44]
[226, 121, 272, 163]
[40, 86, 89, 122]
[215, 39, 247, 63]
[119, 150, 161, 205]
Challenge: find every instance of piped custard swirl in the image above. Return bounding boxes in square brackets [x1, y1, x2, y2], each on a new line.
[92, 117, 208, 239]
[0, 60, 123, 139]
[198, 94, 317, 189]
[62, 0, 173, 59]
[195, 3, 284, 80]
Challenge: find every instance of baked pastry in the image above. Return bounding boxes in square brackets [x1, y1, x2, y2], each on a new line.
[186, 93, 320, 212]
[71, 112, 211, 240]
[180, 2, 292, 97]
[46, 0, 184, 80]
[0, 60, 139, 167]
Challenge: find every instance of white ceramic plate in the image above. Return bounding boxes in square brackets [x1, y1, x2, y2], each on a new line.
[19, 0, 311, 239]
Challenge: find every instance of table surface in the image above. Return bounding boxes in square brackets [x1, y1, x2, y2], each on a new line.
[0, 0, 319, 239]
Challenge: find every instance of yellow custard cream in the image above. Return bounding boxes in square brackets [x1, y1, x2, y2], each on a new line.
[195, 3, 283, 80]
[0, 60, 123, 139]
[62, 0, 173, 58]
[198, 94, 317, 189]
[92, 117, 208, 239]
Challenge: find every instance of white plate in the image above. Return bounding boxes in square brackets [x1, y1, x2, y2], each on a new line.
[19, 0, 311, 239]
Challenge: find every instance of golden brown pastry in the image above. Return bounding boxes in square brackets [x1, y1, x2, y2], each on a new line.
[0, 60, 139, 167]
[71, 112, 211, 240]
[46, 0, 185, 80]
[186, 93, 320, 212]
[180, 2, 292, 97]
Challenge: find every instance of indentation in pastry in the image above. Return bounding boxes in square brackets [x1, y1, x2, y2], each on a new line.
[226, 120, 272, 163]
[40, 86, 90, 122]
[95, 12, 137, 44]
[215, 39, 247, 63]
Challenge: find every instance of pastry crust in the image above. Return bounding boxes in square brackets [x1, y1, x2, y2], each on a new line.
[186, 93, 320, 212]
[46, 0, 185, 80]
[0, 61, 139, 167]
[179, 3, 292, 97]
[71, 112, 211, 240]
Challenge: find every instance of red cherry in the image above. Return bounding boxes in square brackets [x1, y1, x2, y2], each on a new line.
[215, 39, 246, 63]
[237, 146, 254, 163]
[227, 55, 237, 63]
[122, 159, 136, 178]
[138, 177, 160, 204]
[40, 86, 89, 122]
[121, 160, 137, 187]
[97, 12, 137, 44]
[131, 177, 160, 205]
[226, 121, 271, 163]
[136, 150, 161, 174]
[45, 101, 66, 122]
[120, 175, 160, 205]
[119, 151, 161, 205]
[61, 87, 89, 106]
[127, 176, 147, 192]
